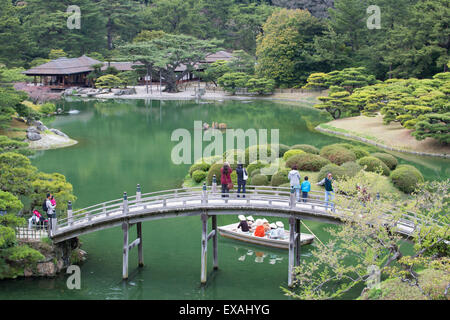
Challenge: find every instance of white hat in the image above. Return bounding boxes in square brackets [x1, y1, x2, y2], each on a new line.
[238, 214, 246, 221]
[276, 221, 284, 228]
[255, 256, 263, 263]
[255, 219, 263, 226]
[270, 223, 277, 229]
[246, 216, 254, 221]
[262, 218, 269, 223]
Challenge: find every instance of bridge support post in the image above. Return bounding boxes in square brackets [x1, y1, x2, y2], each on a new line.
[295, 219, 301, 267]
[288, 216, 297, 287]
[67, 201, 73, 227]
[137, 222, 143, 267]
[212, 215, 218, 270]
[122, 222, 129, 280]
[200, 212, 208, 284]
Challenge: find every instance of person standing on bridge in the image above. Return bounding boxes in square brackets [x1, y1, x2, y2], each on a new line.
[317, 173, 334, 211]
[235, 162, 248, 198]
[288, 165, 301, 201]
[220, 162, 233, 198]
[301, 176, 311, 203]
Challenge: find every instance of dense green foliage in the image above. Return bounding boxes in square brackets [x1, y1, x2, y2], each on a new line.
[319, 145, 357, 165]
[285, 153, 330, 171]
[282, 149, 305, 161]
[289, 144, 319, 154]
[357, 156, 391, 176]
[371, 153, 398, 170]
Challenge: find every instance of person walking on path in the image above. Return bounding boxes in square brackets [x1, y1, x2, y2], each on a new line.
[288, 165, 301, 201]
[317, 173, 334, 211]
[235, 162, 248, 198]
[220, 162, 233, 198]
[301, 176, 311, 203]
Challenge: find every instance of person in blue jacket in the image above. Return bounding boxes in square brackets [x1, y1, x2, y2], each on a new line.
[301, 176, 311, 202]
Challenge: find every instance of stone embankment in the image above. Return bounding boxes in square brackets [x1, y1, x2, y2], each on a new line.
[25, 120, 78, 150]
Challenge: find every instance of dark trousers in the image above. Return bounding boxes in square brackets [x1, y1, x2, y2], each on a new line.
[221, 183, 229, 197]
[302, 191, 308, 202]
[237, 181, 246, 197]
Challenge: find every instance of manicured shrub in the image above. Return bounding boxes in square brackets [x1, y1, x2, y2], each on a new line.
[244, 144, 274, 164]
[0, 225, 15, 248]
[340, 161, 362, 177]
[290, 144, 319, 154]
[279, 183, 291, 188]
[371, 153, 398, 170]
[317, 164, 348, 182]
[330, 143, 370, 159]
[206, 163, 223, 185]
[390, 165, 424, 193]
[247, 161, 269, 176]
[250, 174, 269, 186]
[285, 153, 331, 172]
[270, 144, 291, 157]
[320, 145, 357, 165]
[270, 169, 290, 186]
[251, 169, 261, 177]
[192, 170, 207, 183]
[283, 149, 305, 161]
[358, 156, 390, 176]
[189, 162, 210, 177]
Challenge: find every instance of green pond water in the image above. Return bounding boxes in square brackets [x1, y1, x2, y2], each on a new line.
[1, 99, 448, 300]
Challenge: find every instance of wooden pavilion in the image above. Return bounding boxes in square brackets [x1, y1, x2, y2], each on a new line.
[23, 55, 102, 88]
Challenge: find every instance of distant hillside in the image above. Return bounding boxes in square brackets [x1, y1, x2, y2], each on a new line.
[272, 0, 334, 18]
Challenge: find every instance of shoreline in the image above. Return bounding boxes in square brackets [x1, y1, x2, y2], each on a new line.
[27, 132, 78, 151]
[316, 124, 450, 159]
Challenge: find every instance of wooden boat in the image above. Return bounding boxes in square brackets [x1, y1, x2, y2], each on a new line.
[217, 222, 315, 249]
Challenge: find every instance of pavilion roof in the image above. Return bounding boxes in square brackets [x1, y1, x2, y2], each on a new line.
[23, 55, 102, 75]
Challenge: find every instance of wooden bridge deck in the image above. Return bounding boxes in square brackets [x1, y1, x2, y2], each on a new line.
[47, 184, 440, 286]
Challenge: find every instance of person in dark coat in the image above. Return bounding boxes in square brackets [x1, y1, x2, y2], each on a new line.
[237, 215, 250, 232]
[235, 162, 248, 198]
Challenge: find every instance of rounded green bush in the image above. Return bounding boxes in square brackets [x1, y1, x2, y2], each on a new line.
[371, 153, 398, 170]
[358, 156, 390, 176]
[0, 225, 16, 248]
[329, 143, 369, 159]
[285, 153, 331, 172]
[251, 168, 261, 177]
[340, 161, 362, 177]
[317, 164, 348, 182]
[390, 165, 424, 194]
[250, 174, 269, 186]
[283, 149, 305, 161]
[247, 161, 269, 176]
[244, 144, 274, 164]
[270, 169, 290, 186]
[290, 144, 319, 154]
[270, 143, 291, 157]
[206, 163, 224, 185]
[320, 145, 357, 165]
[189, 162, 210, 177]
[192, 170, 207, 183]
[279, 182, 291, 188]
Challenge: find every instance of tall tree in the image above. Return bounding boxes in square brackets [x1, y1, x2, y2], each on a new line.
[256, 8, 326, 87]
[0, 0, 27, 66]
[118, 34, 219, 92]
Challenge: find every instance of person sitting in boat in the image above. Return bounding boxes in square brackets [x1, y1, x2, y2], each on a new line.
[254, 219, 265, 237]
[237, 214, 250, 232]
[272, 221, 286, 240]
[262, 219, 271, 233]
[246, 216, 254, 229]
[268, 223, 278, 239]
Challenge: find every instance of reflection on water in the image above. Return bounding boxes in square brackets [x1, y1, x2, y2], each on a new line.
[232, 244, 312, 265]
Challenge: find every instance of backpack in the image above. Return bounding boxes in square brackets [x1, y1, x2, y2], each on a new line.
[42, 199, 48, 212]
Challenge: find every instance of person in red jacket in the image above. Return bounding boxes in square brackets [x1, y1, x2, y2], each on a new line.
[220, 162, 232, 198]
[254, 219, 265, 237]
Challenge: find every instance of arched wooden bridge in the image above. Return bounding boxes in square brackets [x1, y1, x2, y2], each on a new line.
[47, 181, 433, 287]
